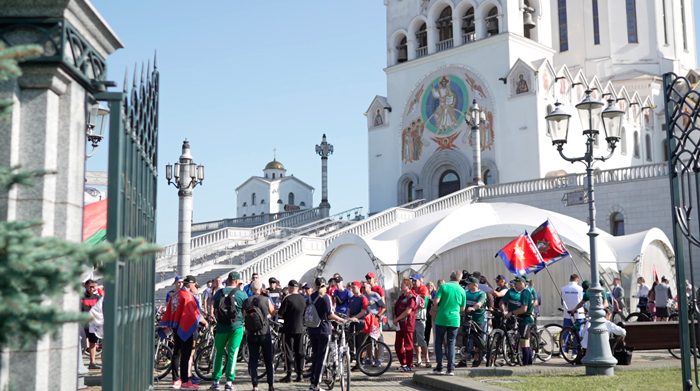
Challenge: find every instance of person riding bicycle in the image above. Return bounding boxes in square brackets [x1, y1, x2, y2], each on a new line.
[504, 276, 535, 366]
[461, 277, 486, 368]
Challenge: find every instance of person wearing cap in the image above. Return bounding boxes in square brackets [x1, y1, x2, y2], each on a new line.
[81, 279, 102, 370]
[394, 279, 418, 372]
[328, 277, 338, 298]
[365, 272, 386, 301]
[266, 277, 283, 320]
[166, 275, 184, 304]
[301, 282, 313, 301]
[347, 281, 368, 369]
[432, 270, 467, 376]
[278, 280, 307, 383]
[471, 271, 493, 294]
[209, 272, 247, 390]
[570, 280, 610, 315]
[505, 276, 535, 366]
[160, 275, 208, 389]
[333, 275, 352, 316]
[490, 275, 509, 328]
[307, 277, 345, 391]
[528, 279, 542, 319]
[411, 274, 430, 367]
[363, 281, 387, 352]
[459, 277, 487, 368]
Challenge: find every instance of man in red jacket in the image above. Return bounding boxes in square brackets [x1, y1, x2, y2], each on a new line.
[81, 279, 102, 369]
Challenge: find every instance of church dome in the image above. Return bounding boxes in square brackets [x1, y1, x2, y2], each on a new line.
[265, 159, 285, 170]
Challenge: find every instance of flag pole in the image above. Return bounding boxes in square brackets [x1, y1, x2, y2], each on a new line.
[541, 262, 569, 313]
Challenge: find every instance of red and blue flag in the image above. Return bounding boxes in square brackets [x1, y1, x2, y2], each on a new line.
[530, 220, 570, 273]
[496, 232, 544, 275]
[158, 288, 201, 341]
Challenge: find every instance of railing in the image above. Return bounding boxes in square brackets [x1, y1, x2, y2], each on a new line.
[480, 162, 668, 199]
[436, 38, 453, 52]
[191, 208, 318, 232]
[328, 207, 364, 222]
[462, 32, 476, 44]
[236, 237, 305, 283]
[416, 47, 427, 58]
[414, 186, 477, 217]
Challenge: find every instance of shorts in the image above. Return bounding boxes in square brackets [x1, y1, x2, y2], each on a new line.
[84, 328, 98, 344]
[414, 320, 427, 347]
[518, 324, 533, 341]
[656, 306, 670, 318]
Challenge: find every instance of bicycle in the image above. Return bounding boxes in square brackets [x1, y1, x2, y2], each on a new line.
[625, 303, 654, 322]
[154, 326, 174, 380]
[499, 315, 539, 366]
[323, 319, 352, 391]
[559, 309, 587, 365]
[458, 312, 487, 367]
[346, 321, 392, 376]
[485, 309, 506, 367]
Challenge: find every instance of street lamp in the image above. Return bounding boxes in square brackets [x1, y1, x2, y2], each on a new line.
[165, 140, 205, 277]
[85, 102, 110, 160]
[315, 134, 334, 218]
[466, 99, 486, 186]
[545, 91, 624, 376]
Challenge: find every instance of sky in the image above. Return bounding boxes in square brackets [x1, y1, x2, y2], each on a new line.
[89, 1, 700, 246]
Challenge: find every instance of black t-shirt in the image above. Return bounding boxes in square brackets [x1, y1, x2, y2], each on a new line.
[307, 292, 333, 336]
[242, 295, 270, 335]
[494, 286, 507, 311]
[278, 293, 306, 334]
[81, 293, 101, 313]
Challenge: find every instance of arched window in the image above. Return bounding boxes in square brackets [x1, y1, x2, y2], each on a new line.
[407, 181, 414, 203]
[261, 199, 266, 204]
[272, 173, 275, 179]
[397, 36, 408, 63]
[416, 23, 427, 58]
[277, 199, 283, 204]
[523, 0, 536, 40]
[558, 0, 568, 51]
[626, 0, 638, 43]
[592, 0, 600, 45]
[483, 169, 492, 185]
[662, 139, 668, 162]
[265, 174, 268, 178]
[486, 7, 499, 37]
[645, 134, 652, 161]
[633, 131, 640, 158]
[462, 6, 475, 43]
[288, 192, 295, 205]
[300, 201, 306, 207]
[611, 212, 625, 236]
[437, 7, 453, 51]
[252, 213, 256, 216]
[243, 202, 247, 207]
[621, 128, 627, 155]
[251, 193, 257, 205]
[439, 170, 460, 197]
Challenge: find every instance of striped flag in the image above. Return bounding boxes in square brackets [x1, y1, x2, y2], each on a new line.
[83, 199, 107, 245]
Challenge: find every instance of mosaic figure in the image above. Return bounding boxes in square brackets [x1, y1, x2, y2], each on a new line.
[516, 73, 529, 94]
[374, 108, 384, 126]
[430, 76, 459, 134]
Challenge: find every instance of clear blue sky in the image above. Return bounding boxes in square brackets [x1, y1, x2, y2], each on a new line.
[90, 1, 700, 246]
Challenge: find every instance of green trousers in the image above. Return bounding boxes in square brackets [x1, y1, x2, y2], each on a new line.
[212, 327, 244, 382]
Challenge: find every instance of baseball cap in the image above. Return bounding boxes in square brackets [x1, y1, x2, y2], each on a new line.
[183, 275, 197, 285]
[466, 277, 479, 284]
[511, 276, 527, 283]
[411, 273, 422, 281]
[173, 275, 183, 284]
[288, 279, 299, 287]
[582, 280, 591, 290]
[365, 272, 376, 279]
[315, 277, 328, 288]
[334, 275, 344, 282]
[301, 282, 311, 289]
[228, 272, 240, 281]
[495, 275, 506, 281]
[269, 277, 280, 284]
[351, 281, 362, 288]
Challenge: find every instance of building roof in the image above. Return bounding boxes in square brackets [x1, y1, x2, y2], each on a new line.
[265, 159, 285, 170]
[235, 175, 314, 192]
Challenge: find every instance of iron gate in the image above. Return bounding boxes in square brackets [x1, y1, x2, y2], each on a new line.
[95, 60, 159, 391]
[664, 72, 700, 390]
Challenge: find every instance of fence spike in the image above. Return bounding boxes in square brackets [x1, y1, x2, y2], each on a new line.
[123, 67, 128, 92]
[153, 50, 157, 70]
[133, 63, 137, 87]
[141, 62, 145, 84]
[147, 59, 151, 77]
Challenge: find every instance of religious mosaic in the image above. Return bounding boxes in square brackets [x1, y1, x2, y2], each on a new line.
[508, 60, 535, 98]
[401, 66, 495, 164]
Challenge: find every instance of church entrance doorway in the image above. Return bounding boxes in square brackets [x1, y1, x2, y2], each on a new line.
[439, 170, 460, 197]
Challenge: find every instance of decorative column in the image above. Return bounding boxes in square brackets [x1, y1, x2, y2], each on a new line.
[315, 134, 334, 218]
[452, 17, 462, 46]
[466, 99, 486, 186]
[166, 140, 204, 277]
[427, 26, 438, 54]
[407, 39, 417, 61]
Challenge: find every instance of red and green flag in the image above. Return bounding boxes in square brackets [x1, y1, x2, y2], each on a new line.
[83, 199, 107, 245]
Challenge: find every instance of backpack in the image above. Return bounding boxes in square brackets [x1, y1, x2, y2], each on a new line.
[217, 288, 240, 325]
[244, 296, 267, 334]
[303, 295, 322, 328]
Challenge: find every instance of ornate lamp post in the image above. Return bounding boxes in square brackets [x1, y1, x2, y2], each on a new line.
[165, 140, 204, 277]
[85, 102, 110, 159]
[466, 99, 486, 186]
[315, 134, 333, 218]
[545, 92, 624, 375]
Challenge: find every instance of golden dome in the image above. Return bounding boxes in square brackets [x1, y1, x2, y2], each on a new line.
[264, 159, 285, 170]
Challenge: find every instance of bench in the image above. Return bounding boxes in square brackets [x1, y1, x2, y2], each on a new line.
[623, 321, 696, 350]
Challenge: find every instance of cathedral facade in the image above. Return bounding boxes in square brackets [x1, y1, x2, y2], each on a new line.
[368, 0, 697, 214]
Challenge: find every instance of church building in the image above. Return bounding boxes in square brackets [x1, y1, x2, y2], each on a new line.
[235, 159, 314, 217]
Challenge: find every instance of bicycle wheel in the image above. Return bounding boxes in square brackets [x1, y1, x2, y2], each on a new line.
[194, 345, 216, 381]
[536, 327, 553, 362]
[323, 348, 336, 390]
[239, 338, 249, 363]
[462, 333, 485, 366]
[486, 330, 504, 367]
[543, 324, 562, 356]
[154, 344, 173, 380]
[357, 338, 392, 376]
[559, 326, 581, 365]
[528, 329, 540, 363]
[502, 332, 521, 367]
[626, 312, 651, 322]
[339, 350, 351, 391]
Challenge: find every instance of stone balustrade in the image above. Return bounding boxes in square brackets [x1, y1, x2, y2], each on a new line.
[436, 38, 453, 52]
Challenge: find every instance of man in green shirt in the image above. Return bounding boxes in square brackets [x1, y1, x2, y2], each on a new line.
[570, 279, 610, 314]
[505, 276, 534, 366]
[210, 272, 248, 390]
[463, 277, 487, 367]
[432, 270, 466, 376]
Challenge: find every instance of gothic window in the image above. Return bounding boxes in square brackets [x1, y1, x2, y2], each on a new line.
[626, 0, 638, 43]
[633, 131, 640, 158]
[437, 7, 453, 42]
[300, 201, 306, 207]
[558, 0, 568, 52]
[621, 128, 627, 155]
[407, 181, 414, 203]
[662, 139, 668, 162]
[611, 212, 625, 236]
[681, 0, 688, 49]
[439, 170, 460, 198]
[261, 199, 266, 204]
[288, 192, 295, 205]
[486, 7, 499, 37]
[252, 193, 257, 205]
[277, 199, 283, 204]
[483, 169, 492, 185]
[397, 36, 408, 63]
[645, 134, 652, 161]
[592, 0, 600, 45]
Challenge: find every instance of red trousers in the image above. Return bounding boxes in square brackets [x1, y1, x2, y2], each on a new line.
[395, 330, 414, 367]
